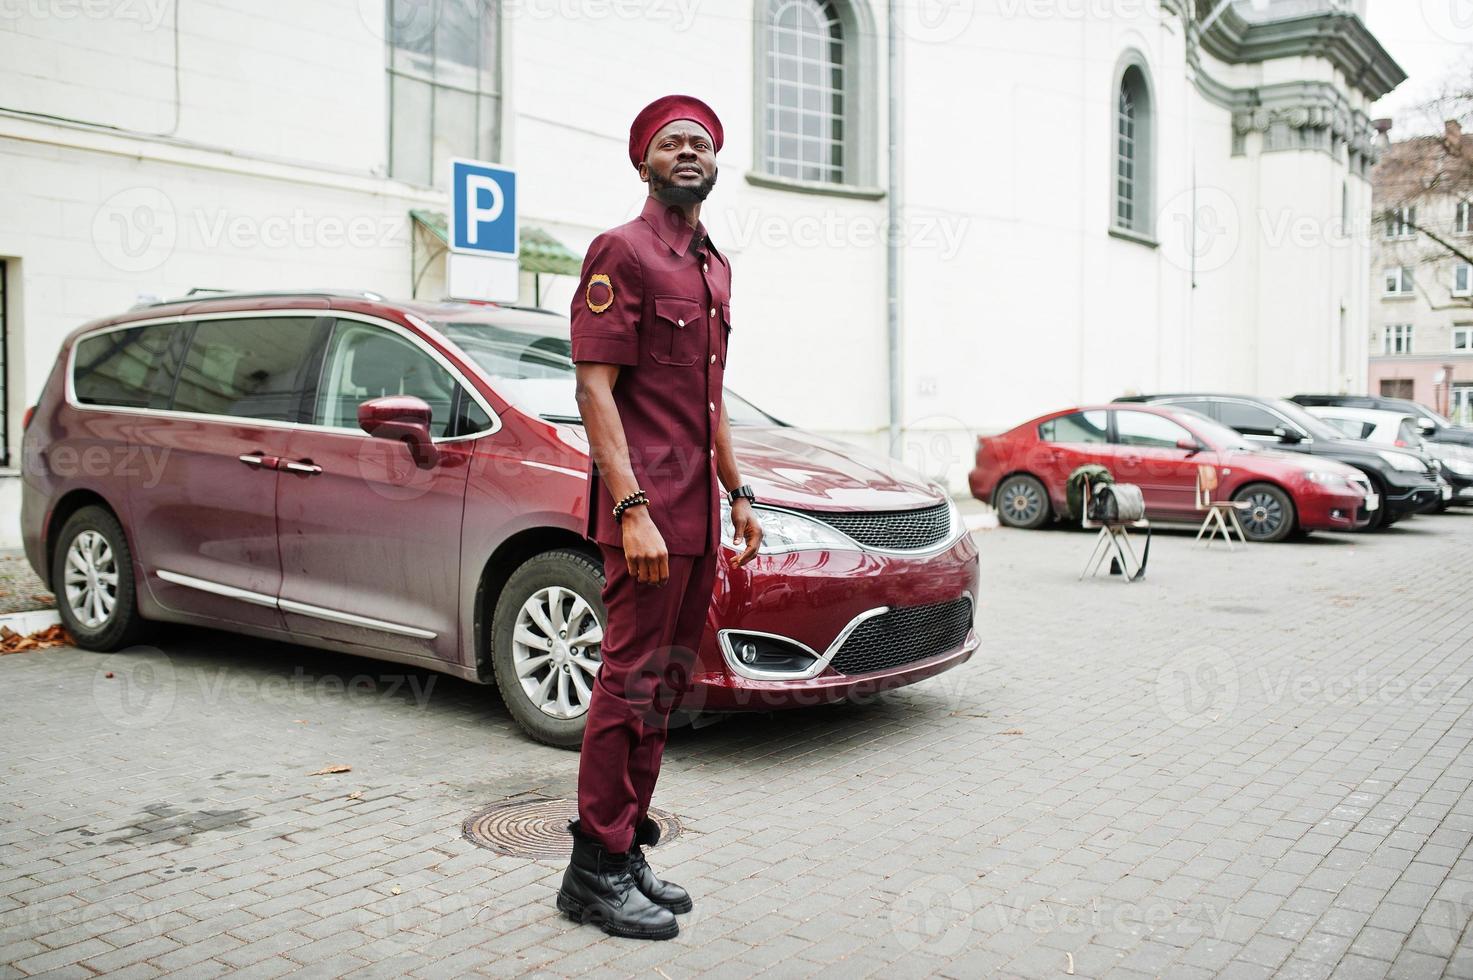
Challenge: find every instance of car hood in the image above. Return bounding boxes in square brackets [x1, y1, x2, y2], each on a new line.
[725, 426, 946, 511]
[548, 421, 944, 509]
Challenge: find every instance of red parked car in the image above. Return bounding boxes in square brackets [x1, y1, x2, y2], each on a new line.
[968, 404, 1376, 542]
[21, 290, 979, 745]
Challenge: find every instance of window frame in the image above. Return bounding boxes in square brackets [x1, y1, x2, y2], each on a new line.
[1110, 410, 1194, 450]
[69, 320, 190, 415]
[1456, 201, 1470, 236]
[385, 0, 503, 189]
[751, 0, 877, 193]
[1453, 325, 1473, 352]
[1383, 266, 1414, 297]
[1110, 51, 1156, 243]
[1383, 323, 1414, 355]
[65, 311, 502, 444]
[1384, 206, 1417, 240]
[309, 317, 492, 440]
[1037, 410, 1109, 445]
[1453, 262, 1472, 298]
[1204, 398, 1302, 441]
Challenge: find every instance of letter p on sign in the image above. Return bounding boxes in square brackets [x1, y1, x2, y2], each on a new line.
[450, 159, 517, 258]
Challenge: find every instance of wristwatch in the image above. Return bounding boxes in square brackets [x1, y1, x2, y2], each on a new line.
[728, 484, 757, 505]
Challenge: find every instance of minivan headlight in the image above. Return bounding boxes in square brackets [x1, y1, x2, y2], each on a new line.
[719, 498, 856, 555]
[1377, 450, 1426, 472]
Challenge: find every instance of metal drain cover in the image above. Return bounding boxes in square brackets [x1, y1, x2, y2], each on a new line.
[462, 798, 681, 859]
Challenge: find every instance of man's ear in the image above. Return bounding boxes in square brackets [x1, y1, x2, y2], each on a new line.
[637, 161, 650, 184]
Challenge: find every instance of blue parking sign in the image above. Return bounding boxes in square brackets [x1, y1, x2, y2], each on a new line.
[450, 158, 517, 257]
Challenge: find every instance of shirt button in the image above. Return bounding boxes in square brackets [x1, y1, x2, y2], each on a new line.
[677, 319, 685, 327]
[703, 264, 709, 272]
[709, 402, 715, 412]
[710, 354, 716, 364]
[709, 308, 716, 318]
[709, 449, 715, 458]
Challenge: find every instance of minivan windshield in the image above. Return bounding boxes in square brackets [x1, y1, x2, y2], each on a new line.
[434, 316, 782, 427]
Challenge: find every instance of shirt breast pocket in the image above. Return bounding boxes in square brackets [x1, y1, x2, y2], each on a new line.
[650, 295, 704, 366]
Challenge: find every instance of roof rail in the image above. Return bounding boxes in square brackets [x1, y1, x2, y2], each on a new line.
[138, 288, 388, 308]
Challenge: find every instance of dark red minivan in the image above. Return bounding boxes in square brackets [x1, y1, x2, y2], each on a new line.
[21, 290, 980, 745]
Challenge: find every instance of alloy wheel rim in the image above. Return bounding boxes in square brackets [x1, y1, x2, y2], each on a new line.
[63, 530, 118, 629]
[1242, 492, 1284, 538]
[511, 585, 603, 720]
[1004, 481, 1042, 524]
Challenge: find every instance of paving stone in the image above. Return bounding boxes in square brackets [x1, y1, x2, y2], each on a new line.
[6, 516, 1473, 977]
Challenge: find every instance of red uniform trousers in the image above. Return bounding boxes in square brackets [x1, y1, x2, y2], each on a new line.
[577, 542, 719, 853]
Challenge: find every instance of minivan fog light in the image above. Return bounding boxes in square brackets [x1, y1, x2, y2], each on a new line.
[720, 632, 819, 674]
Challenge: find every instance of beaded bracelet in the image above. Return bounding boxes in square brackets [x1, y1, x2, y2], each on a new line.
[612, 490, 649, 522]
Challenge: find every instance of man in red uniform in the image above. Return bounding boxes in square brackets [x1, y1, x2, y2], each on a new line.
[557, 95, 762, 940]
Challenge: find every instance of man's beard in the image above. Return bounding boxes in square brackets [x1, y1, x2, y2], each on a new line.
[650, 166, 717, 204]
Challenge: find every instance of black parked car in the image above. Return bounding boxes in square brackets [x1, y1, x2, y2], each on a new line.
[1291, 394, 1473, 449]
[1115, 394, 1443, 530]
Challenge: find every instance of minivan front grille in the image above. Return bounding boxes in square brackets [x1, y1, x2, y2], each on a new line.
[828, 596, 974, 675]
[801, 501, 953, 552]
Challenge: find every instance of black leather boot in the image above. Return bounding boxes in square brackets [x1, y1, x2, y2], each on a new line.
[629, 817, 693, 914]
[557, 821, 678, 940]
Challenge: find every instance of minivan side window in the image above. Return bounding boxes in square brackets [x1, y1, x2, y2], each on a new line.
[314, 322, 459, 438]
[172, 317, 318, 421]
[72, 324, 180, 409]
[1039, 411, 1107, 444]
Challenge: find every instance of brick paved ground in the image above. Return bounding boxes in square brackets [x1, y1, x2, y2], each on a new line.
[3, 505, 1473, 978]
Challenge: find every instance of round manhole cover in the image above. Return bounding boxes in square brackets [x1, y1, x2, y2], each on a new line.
[462, 798, 682, 859]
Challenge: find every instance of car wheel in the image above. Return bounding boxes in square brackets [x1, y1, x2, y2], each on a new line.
[490, 549, 606, 749]
[1232, 483, 1296, 543]
[995, 474, 1051, 529]
[51, 505, 149, 650]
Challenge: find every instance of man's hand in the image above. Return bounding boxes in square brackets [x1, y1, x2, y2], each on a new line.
[621, 507, 670, 586]
[729, 499, 762, 568]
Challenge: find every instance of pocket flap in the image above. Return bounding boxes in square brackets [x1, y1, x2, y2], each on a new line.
[721, 302, 732, 328]
[654, 295, 702, 328]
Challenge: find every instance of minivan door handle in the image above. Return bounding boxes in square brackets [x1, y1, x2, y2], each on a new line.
[281, 459, 322, 475]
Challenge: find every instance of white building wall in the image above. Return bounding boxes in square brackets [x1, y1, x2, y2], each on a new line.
[0, 0, 1396, 546]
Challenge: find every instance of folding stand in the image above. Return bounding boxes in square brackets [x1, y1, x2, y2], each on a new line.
[1194, 465, 1250, 550]
[1079, 479, 1149, 582]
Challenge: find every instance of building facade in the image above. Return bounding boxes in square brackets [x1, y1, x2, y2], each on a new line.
[1369, 123, 1473, 423]
[0, 0, 1403, 546]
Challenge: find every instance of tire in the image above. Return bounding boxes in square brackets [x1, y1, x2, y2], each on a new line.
[490, 549, 606, 748]
[1232, 483, 1297, 543]
[50, 505, 149, 650]
[994, 474, 1052, 530]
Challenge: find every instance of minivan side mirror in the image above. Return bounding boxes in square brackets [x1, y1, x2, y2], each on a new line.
[1273, 426, 1302, 444]
[358, 395, 440, 469]
[1417, 417, 1437, 436]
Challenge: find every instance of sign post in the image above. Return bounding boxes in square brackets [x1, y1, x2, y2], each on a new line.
[447, 158, 519, 303]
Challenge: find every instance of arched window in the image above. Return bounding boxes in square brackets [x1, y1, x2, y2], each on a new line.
[1114, 62, 1154, 237]
[763, 0, 848, 184]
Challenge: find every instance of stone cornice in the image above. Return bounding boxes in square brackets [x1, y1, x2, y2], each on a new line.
[1196, 3, 1406, 102]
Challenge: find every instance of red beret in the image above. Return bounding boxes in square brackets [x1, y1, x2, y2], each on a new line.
[628, 95, 723, 170]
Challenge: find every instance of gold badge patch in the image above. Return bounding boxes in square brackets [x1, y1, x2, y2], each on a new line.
[586, 274, 614, 314]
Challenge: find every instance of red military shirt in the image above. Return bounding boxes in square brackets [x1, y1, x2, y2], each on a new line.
[571, 196, 733, 556]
